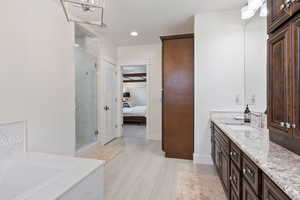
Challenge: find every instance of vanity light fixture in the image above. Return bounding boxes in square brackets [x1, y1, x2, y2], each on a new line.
[60, 0, 106, 27]
[241, 6, 256, 20]
[241, 0, 267, 20]
[260, 3, 268, 17]
[248, 0, 263, 10]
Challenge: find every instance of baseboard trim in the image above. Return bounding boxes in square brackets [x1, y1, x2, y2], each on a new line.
[165, 152, 193, 160]
[193, 153, 213, 165]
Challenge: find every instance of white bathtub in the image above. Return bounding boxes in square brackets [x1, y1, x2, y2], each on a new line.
[0, 152, 104, 200]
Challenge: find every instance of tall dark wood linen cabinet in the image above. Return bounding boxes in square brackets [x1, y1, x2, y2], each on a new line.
[161, 34, 194, 160]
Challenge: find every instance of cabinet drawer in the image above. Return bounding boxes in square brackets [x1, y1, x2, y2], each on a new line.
[243, 179, 259, 200]
[215, 127, 230, 153]
[242, 156, 261, 195]
[230, 162, 241, 197]
[262, 174, 290, 200]
[230, 143, 242, 169]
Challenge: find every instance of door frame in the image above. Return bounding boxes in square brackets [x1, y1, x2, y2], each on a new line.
[119, 60, 151, 139]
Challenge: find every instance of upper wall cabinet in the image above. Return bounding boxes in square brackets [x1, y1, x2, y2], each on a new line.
[268, 8, 300, 155]
[268, 25, 292, 138]
[268, 0, 300, 33]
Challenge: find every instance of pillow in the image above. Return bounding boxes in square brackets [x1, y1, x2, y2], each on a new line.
[127, 101, 136, 107]
[123, 102, 130, 108]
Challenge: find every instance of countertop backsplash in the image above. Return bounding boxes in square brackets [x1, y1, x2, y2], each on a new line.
[210, 110, 267, 130]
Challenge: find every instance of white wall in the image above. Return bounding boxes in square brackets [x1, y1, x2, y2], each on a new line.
[124, 82, 147, 106]
[0, 0, 76, 155]
[194, 11, 245, 164]
[245, 16, 267, 112]
[118, 44, 162, 140]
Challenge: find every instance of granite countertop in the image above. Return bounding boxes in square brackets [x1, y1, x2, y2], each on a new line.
[212, 118, 300, 200]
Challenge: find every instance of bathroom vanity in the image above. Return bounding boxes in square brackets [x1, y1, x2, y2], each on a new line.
[211, 117, 300, 200]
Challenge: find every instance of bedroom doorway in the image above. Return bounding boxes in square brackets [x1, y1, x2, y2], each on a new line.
[121, 65, 148, 139]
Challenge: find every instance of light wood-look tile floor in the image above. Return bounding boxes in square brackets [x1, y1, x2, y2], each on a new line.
[104, 125, 218, 200]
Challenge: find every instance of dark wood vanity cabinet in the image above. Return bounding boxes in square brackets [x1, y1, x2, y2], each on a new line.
[211, 123, 291, 200]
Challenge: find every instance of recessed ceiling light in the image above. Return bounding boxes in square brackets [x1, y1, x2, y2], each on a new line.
[130, 31, 138, 37]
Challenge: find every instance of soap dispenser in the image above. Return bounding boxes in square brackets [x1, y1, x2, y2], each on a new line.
[244, 105, 251, 123]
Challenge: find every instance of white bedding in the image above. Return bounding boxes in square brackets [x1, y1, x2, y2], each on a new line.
[123, 106, 147, 117]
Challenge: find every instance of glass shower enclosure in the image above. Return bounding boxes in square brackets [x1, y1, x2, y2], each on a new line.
[74, 47, 98, 150]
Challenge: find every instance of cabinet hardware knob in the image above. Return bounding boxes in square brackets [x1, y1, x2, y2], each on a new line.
[229, 176, 232, 181]
[243, 168, 246, 174]
[280, 4, 286, 10]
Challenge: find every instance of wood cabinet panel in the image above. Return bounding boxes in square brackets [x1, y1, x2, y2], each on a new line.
[221, 151, 230, 193]
[268, 25, 293, 137]
[262, 174, 290, 200]
[231, 189, 239, 200]
[268, 0, 291, 33]
[242, 179, 259, 200]
[292, 16, 300, 139]
[230, 143, 242, 169]
[215, 139, 222, 174]
[161, 34, 194, 159]
[242, 156, 261, 195]
[230, 162, 241, 197]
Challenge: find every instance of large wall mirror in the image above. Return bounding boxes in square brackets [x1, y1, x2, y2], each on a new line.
[244, 15, 267, 112]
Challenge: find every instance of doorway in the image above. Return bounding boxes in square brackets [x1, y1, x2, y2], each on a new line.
[121, 65, 148, 139]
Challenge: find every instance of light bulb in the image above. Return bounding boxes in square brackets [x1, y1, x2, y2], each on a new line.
[260, 3, 268, 17]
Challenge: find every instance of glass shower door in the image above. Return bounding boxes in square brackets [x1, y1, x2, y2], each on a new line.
[74, 47, 98, 150]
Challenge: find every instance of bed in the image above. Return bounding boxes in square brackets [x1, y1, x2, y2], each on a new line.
[123, 105, 147, 124]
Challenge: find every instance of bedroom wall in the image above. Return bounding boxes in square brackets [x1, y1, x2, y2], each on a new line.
[124, 82, 147, 106]
[118, 44, 162, 141]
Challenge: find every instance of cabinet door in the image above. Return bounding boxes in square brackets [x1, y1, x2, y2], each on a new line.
[211, 124, 216, 163]
[268, 25, 293, 137]
[221, 151, 230, 192]
[215, 140, 221, 174]
[268, 0, 291, 32]
[292, 16, 300, 139]
[242, 180, 259, 200]
[292, 1, 300, 15]
[262, 174, 290, 200]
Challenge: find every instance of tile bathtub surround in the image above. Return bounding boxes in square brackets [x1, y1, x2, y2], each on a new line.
[212, 118, 300, 200]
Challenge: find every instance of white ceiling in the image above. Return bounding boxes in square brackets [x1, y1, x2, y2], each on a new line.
[81, 0, 247, 46]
